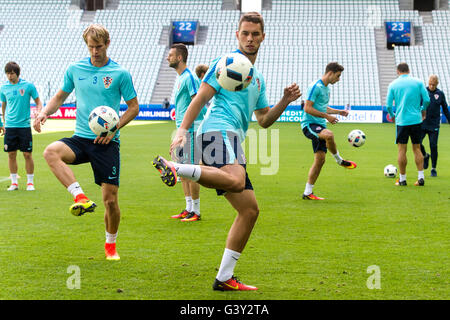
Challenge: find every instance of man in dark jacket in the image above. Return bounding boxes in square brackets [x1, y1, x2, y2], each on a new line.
[421, 75, 450, 177]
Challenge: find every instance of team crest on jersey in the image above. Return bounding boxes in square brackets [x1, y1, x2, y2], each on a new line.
[19, 89, 25, 96]
[256, 78, 261, 91]
[435, 94, 439, 100]
[103, 76, 113, 89]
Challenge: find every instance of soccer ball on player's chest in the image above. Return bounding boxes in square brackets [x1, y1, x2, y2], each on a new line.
[215, 52, 254, 92]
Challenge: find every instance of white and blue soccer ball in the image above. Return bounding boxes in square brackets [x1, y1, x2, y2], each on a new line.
[348, 129, 366, 147]
[88, 106, 119, 137]
[384, 164, 397, 178]
[215, 52, 254, 91]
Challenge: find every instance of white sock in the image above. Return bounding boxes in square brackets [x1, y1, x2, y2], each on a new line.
[399, 174, 406, 182]
[172, 162, 201, 182]
[185, 196, 193, 212]
[67, 182, 84, 198]
[105, 231, 118, 244]
[10, 173, 18, 184]
[192, 198, 200, 215]
[304, 183, 313, 195]
[418, 171, 424, 180]
[332, 151, 343, 164]
[27, 174, 34, 184]
[216, 248, 241, 282]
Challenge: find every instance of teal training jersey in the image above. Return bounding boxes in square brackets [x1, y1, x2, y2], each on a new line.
[174, 68, 206, 130]
[199, 49, 268, 143]
[301, 79, 330, 129]
[386, 74, 430, 126]
[61, 57, 137, 141]
[0, 79, 39, 128]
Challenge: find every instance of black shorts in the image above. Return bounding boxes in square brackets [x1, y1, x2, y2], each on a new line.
[396, 123, 422, 144]
[302, 123, 327, 153]
[60, 135, 120, 186]
[420, 127, 439, 148]
[173, 130, 202, 165]
[3, 127, 33, 153]
[197, 130, 253, 196]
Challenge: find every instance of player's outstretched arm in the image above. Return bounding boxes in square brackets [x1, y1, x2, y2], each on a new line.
[94, 97, 139, 145]
[33, 89, 70, 133]
[304, 100, 338, 124]
[254, 83, 301, 128]
[327, 106, 349, 117]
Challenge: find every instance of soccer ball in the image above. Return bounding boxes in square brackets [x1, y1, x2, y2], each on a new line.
[384, 164, 397, 178]
[215, 52, 254, 91]
[88, 106, 119, 137]
[348, 129, 366, 147]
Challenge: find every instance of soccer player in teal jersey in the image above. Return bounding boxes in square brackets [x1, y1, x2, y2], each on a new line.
[386, 63, 430, 186]
[167, 43, 206, 222]
[300, 62, 356, 200]
[33, 24, 139, 261]
[153, 12, 301, 291]
[1, 61, 43, 191]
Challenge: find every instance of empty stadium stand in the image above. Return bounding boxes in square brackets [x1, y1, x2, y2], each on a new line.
[0, 0, 448, 108]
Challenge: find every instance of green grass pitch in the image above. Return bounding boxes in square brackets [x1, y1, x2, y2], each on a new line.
[0, 121, 448, 300]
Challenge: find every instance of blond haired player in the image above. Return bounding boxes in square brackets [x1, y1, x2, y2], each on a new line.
[34, 24, 139, 260]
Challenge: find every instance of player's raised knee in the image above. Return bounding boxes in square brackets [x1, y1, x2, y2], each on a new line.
[228, 177, 246, 193]
[42, 145, 57, 162]
[323, 130, 334, 141]
[43, 142, 66, 163]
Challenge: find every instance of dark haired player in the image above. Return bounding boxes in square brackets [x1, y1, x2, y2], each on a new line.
[300, 62, 356, 200]
[386, 63, 430, 186]
[153, 12, 301, 290]
[1, 61, 43, 191]
[34, 24, 139, 261]
[167, 43, 206, 222]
